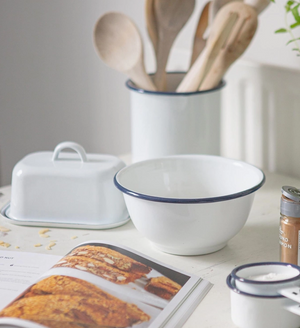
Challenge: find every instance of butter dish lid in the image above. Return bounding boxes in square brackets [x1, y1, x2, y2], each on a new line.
[9, 142, 129, 228]
[19, 141, 122, 170]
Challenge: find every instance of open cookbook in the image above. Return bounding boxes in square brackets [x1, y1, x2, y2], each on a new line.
[0, 240, 212, 328]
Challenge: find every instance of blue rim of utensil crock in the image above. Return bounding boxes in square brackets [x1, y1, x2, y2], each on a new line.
[231, 262, 300, 285]
[125, 71, 226, 96]
[226, 273, 285, 299]
[114, 156, 266, 204]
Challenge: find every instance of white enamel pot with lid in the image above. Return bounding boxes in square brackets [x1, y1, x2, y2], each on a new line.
[6, 142, 129, 229]
[227, 262, 300, 328]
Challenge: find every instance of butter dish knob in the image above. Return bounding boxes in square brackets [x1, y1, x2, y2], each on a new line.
[52, 141, 88, 162]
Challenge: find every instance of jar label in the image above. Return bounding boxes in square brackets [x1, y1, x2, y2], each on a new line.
[279, 226, 292, 249]
[279, 222, 298, 265]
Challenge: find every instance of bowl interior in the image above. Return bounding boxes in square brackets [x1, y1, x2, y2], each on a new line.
[235, 264, 300, 282]
[116, 155, 264, 200]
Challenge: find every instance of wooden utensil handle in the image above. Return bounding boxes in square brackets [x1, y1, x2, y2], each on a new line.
[190, 1, 211, 67]
[153, 35, 175, 91]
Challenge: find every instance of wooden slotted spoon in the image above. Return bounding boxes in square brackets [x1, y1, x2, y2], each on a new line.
[244, 0, 270, 14]
[176, 9, 238, 92]
[209, 0, 238, 27]
[200, 2, 258, 90]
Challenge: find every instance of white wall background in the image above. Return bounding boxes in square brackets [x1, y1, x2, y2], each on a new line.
[0, 0, 299, 186]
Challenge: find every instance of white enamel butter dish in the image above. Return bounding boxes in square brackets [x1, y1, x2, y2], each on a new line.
[5, 142, 129, 229]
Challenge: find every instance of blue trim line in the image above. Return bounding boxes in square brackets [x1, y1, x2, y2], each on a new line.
[125, 71, 226, 96]
[114, 171, 265, 204]
[226, 274, 284, 299]
[231, 261, 300, 285]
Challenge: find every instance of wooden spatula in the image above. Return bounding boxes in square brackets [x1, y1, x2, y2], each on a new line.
[176, 10, 238, 92]
[200, 2, 258, 90]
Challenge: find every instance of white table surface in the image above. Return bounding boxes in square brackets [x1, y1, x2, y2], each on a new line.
[0, 171, 298, 327]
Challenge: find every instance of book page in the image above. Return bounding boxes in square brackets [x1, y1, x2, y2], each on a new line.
[0, 241, 211, 328]
[0, 251, 61, 310]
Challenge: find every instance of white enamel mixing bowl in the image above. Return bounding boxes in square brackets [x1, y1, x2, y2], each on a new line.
[114, 155, 265, 255]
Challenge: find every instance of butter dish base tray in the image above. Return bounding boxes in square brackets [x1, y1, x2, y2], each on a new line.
[0, 203, 130, 230]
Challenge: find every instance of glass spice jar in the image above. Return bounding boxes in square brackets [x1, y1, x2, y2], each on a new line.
[280, 186, 300, 265]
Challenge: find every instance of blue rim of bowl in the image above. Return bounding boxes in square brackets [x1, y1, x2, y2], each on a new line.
[231, 262, 300, 285]
[226, 274, 284, 299]
[114, 158, 266, 204]
[125, 71, 226, 96]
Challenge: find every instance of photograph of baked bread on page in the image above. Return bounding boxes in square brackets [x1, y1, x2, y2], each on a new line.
[0, 241, 212, 328]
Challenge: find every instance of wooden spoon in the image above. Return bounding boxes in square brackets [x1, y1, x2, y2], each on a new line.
[190, 1, 211, 67]
[154, 0, 196, 91]
[145, 0, 158, 55]
[176, 10, 238, 92]
[93, 12, 156, 91]
[244, 0, 270, 14]
[200, 2, 258, 90]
